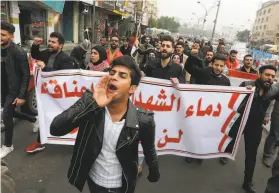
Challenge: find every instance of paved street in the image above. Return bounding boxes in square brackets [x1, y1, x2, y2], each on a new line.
[1, 120, 274, 193]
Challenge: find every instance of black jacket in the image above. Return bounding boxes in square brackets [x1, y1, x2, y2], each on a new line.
[31, 45, 75, 71]
[120, 45, 132, 56]
[70, 46, 87, 69]
[236, 66, 258, 74]
[265, 150, 279, 193]
[50, 91, 160, 192]
[185, 55, 231, 86]
[4, 42, 30, 99]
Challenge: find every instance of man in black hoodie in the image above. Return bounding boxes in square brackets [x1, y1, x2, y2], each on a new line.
[185, 51, 231, 86]
[184, 51, 230, 164]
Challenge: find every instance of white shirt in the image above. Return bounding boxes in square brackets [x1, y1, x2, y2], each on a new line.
[89, 107, 124, 188]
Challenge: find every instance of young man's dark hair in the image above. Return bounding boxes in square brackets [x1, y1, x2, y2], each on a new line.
[161, 35, 175, 47]
[110, 35, 120, 40]
[176, 41, 185, 47]
[111, 55, 142, 86]
[50, 56, 159, 193]
[206, 50, 215, 55]
[50, 32, 65, 45]
[243, 54, 253, 61]
[211, 54, 226, 63]
[230, 50, 238, 55]
[101, 36, 107, 40]
[177, 37, 184, 41]
[259, 64, 277, 74]
[1, 21, 15, 35]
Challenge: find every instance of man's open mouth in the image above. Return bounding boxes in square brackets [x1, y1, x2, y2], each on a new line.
[108, 83, 117, 92]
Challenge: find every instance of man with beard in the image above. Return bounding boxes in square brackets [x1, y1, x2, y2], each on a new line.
[183, 52, 230, 164]
[30, 32, 75, 71]
[143, 35, 185, 84]
[49, 56, 160, 193]
[134, 36, 154, 70]
[120, 38, 132, 56]
[185, 51, 231, 86]
[0, 22, 30, 158]
[100, 36, 108, 49]
[106, 35, 123, 65]
[223, 65, 279, 193]
[225, 50, 240, 70]
[26, 32, 75, 154]
[175, 42, 188, 64]
[237, 54, 258, 74]
[203, 50, 214, 67]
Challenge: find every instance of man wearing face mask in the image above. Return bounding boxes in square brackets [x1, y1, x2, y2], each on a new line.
[31, 32, 75, 71]
[223, 65, 279, 193]
[237, 54, 258, 74]
[106, 35, 123, 65]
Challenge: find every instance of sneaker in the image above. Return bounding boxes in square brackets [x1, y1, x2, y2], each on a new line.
[219, 157, 228, 165]
[0, 145, 14, 159]
[32, 118, 39, 133]
[25, 142, 45, 153]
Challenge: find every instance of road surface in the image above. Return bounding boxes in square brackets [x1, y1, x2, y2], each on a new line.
[1, 120, 274, 193]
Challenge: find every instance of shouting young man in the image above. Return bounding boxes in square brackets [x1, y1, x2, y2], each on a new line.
[50, 55, 160, 193]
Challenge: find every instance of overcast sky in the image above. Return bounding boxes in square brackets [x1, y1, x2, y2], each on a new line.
[158, 0, 270, 31]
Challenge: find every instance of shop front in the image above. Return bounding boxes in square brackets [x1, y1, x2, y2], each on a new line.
[1, 1, 10, 22]
[18, 1, 47, 45]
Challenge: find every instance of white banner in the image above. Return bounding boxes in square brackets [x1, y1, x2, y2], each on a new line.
[35, 69, 254, 160]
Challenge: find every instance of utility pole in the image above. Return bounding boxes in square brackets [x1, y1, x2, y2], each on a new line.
[91, 0, 96, 45]
[211, 0, 221, 42]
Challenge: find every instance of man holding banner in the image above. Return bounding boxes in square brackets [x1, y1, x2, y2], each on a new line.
[225, 65, 279, 193]
[49, 56, 160, 193]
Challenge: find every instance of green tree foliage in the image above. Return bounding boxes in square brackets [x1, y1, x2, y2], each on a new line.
[150, 16, 180, 32]
[236, 30, 250, 42]
[149, 18, 158, 28]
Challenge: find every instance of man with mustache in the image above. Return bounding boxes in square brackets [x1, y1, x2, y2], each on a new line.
[204, 50, 214, 67]
[224, 65, 279, 193]
[30, 32, 75, 71]
[143, 35, 185, 84]
[26, 32, 75, 154]
[106, 35, 123, 65]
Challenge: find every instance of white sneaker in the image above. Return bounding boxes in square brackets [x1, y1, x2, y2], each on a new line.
[0, 145, 14, 159]
[32, 118, 39, 133]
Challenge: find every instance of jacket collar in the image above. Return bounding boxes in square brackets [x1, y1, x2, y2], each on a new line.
[125, 100, 139, 129]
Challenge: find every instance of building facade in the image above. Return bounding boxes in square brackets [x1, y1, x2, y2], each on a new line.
[1, 0, 154, 46]
[251, 1, 279, 44]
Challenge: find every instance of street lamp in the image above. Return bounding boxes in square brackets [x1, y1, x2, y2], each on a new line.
[197, 1, 208, 33]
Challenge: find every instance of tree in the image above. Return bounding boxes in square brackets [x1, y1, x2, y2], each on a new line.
[149, 18, 158, 28]
[156, 16, 180, 32]
[236, 30, 250, 42]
